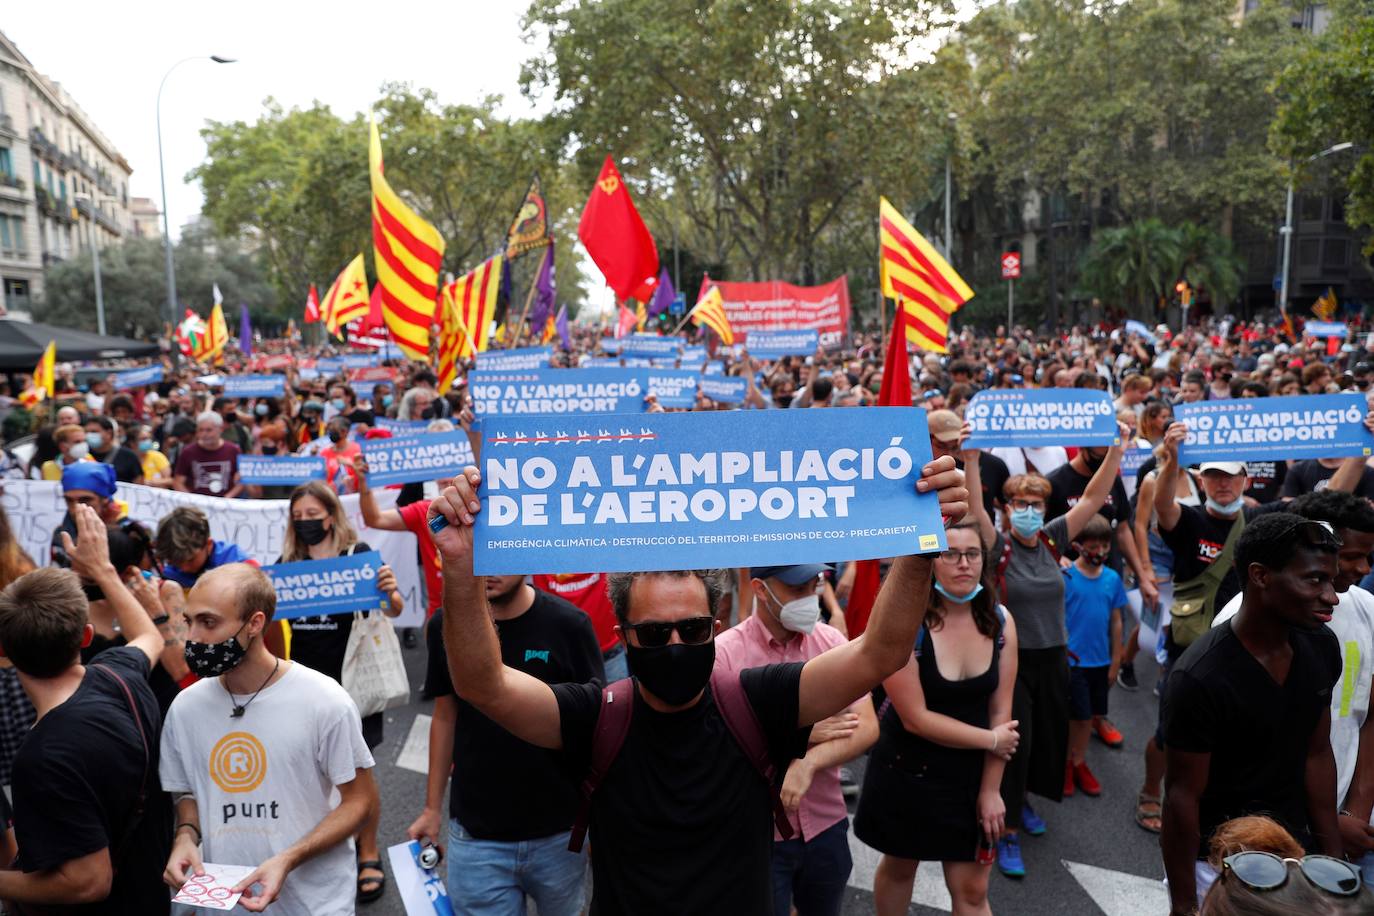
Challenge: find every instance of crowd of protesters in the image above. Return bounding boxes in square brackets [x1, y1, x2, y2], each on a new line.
[0, 313, 1367, 914]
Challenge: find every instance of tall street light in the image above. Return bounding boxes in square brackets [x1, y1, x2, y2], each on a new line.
[1279, 141, 1354, 319]
[945, 111, 958, 259]
[74, 194, 107, 336]
[157, 54, 235, 362]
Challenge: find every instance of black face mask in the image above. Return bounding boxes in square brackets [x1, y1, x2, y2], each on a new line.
[262, 444, 278, 456]
[625, 640, 715, 707]
[328, 428, 347, 444]
[222, 413, 237, 425]
[292, 518, 330, 546]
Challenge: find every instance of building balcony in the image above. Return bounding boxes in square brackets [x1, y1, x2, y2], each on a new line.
[0, 174, 23, 193]
[0, 114, 15, 137]
[28, 128, 60, 165]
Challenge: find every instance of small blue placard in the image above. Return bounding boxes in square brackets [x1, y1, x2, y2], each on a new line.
[647, 370, 700, 409]
[699, 375, 747, 404]
[477, 346, 553, 371]
[964, 389, 1119, 449]
[680, 346, 707, 367]
[376, 418, 431, 435]
[238, 455, 327, 485]
[1177, 393, 1374, 464]
[352, 380, 378, 401]
[472, 407, 946, 575]
[317, 358, 346, 373]
[360, 430, 475, 486]
[222, 374, 286, 398]
[468, 368, 649, 417]
[342, 353, 382, 368]
[1306, 321, 1347, 338]
[1119, 447, 1153, 478]
[113, 365, 163, 390]
[618, 334, 681, 359]
[262, 551, 389, 620]
[746, 329, 819, 359]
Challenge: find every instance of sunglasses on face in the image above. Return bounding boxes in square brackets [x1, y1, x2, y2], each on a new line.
[1222, 851, 1362, 896]
[620, 616, 715, 648]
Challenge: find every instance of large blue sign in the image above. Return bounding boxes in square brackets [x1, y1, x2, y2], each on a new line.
[222, 374, 286, 398]
[1306, 321, 1347, 338]
[646, 370, 700, 409]
[469, 369, 648, 417]
[746, 329, 820, 359]
[238, 455, 327, 485]
[618, 334, 681, 359]
[477, 346, 553, 371]
[964, 389, 1119, 449]
[699, 375, 747, 404]
[361, 431, 476, 486]
[472, 407, 947, 575]
[113, 365, 163, 390]
[262, 551, 391, 620]
[1177, 393, 1374, 464]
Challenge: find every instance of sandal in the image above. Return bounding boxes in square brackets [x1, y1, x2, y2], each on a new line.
[357, 859, 386, 903]
[1135, 793, 1162, 834]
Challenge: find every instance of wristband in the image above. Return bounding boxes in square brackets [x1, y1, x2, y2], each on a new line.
[177, 672, 200, 690]
[175, 822, 202, 844]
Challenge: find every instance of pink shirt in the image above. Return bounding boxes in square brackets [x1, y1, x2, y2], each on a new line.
[715, 613, 849, 841]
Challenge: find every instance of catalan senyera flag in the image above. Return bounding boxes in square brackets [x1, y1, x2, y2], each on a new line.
[444, 254, 504, 359]
[321, 254, 370, 338]
[194, 303, 228, 364]
[370, 118, 445, 360]
[879, 196, 974, 354]
[1312, 287, 1339, 321]
[689, 285, 735, 345]
[436, 285, 470, 395]
[19, 340, 56, 408]
[635, 300, 648, 332]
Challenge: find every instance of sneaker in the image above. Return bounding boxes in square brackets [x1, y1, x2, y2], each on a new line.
[997, 834, 1026, 878]
[1117, 664, 1139, 691]
[1093, 718, 1125, 748]
[839, 767, 859, 798]
[1021, 803, 1047, 836]
[1073, 762, 1102, 797]
[1063, 762, 1076, 798]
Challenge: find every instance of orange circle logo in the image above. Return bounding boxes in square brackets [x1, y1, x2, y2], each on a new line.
[209, 732, 267, 793]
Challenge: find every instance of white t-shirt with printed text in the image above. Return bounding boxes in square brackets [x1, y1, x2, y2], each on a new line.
[159, 661, 375, 916]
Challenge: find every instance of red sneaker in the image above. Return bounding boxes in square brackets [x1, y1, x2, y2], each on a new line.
[1093, 718, 1124, 748]
[1063, 761, 1076, 798]
[1074, 762, 1102, 797]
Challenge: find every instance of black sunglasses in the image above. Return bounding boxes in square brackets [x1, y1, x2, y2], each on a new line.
[620, 616, 715, 648]
[1223, 851, 1362, 896]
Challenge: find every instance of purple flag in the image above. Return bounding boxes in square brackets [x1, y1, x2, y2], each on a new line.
[529, 240, 557, 330]
[647, 267, 674, 319]
[555, 304, 571, 351]
[239, 303, 253, 356]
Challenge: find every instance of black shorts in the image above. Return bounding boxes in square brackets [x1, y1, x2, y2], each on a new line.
[1069, 666, 1110, 720]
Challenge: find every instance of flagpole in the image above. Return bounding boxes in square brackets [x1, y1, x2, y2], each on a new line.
[670, 307, 696, 337]
[510, 251, 545, 349]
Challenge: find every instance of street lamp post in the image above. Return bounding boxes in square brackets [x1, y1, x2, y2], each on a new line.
[157, 54, 235, 361]
[75, 196, 106, 336]
[945, 112, 958, 260]
[1279, 141, 1354, 320]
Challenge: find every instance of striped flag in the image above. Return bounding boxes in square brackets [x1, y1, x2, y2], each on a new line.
[444, 254, 504, 359]
[635, 300, 648, 332]
[194, 303, 229, 364]
[19, 340, 56, 408]
[370, 118, 445, 360]
[321, 254, 370, 338]
[436, 285, 470, 394]
[879, 196, 973, 354]
[688, 285, 735, 345]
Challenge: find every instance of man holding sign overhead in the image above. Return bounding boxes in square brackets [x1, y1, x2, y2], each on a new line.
[430, 432, 967, 914]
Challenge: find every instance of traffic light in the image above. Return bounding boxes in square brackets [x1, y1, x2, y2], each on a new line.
[1175, 281, 1192, 307]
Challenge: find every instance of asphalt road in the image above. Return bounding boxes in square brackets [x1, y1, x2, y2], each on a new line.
[363, 638, 1170, 916]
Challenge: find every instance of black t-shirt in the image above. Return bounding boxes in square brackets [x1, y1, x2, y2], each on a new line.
[1163, 620, 1341, 856]
[963, 452, 1010, 520]
[12, 646, 172, 914]
[285, 541, 372, 683]
[1244, 460, 1288, 504]
[83, 632, 179, 715]
[1046, 460, 1132, 573]
[1280, 460, 1374, 501]
[553, 663, 810, 915]
[423, 592, 605, 841]
[1160, 504, 1283, 609]
[94, 445, 144, 483]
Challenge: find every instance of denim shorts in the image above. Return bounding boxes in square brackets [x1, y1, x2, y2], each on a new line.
[447, 820, 586, 916]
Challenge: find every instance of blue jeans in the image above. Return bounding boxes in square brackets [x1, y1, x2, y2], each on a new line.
[1361, 851, 1374, 884]
[447, 820, 586, 916]
[770, 817, 852, 916]
[603, 643, 628, 681]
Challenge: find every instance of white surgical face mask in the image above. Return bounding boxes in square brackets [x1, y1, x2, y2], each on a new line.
[68, 442, 90, 460]
[763, 582, 821, 635]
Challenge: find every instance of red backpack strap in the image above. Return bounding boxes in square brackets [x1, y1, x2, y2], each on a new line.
[1039, 529, 1062, 564]
[995, 537, 1014, 606]
[709, 669, 795, 841]
[568, 677, 635, 853]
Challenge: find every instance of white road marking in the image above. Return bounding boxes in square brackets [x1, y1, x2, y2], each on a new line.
[846, 825, 953, 912]
[395, 713, 431, 774]
[1062, 860, 1170, 916]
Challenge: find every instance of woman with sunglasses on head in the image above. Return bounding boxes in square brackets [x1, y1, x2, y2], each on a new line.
[854, 518, 1018, 916]
[1201, 813, 1370, 914]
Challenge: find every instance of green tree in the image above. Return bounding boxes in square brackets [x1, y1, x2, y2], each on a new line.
[1079, 219, 1182, 318]
[1173, 221, 1244, 310]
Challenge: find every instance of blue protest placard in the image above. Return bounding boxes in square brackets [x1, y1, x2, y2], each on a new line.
[680, 346, 707, 367]
[113, 365, 163, 390]
[472, 407, 946, 575]
[477, 346, 553, 371]
[342, 353, 382, 369]
[238, 455, 327, 486]
[618, 334, 681, 359]
[376, 417, 431, 435]
[599, 338, 624, 354]
[297, 367, 321, 381]
[964, 389, 1119, 448]
[1124, 320, 1158, 344]
[468, 369, 649, 417]
[1306, 321, 1347, 338]
[1119, 447, 1153, 478]
[746, 329, 820, 359]
[261, 551, 390, 620]
[361, 431, 475, 486]
[646, 370, 700, 409]
[352, 381, 379, 402]
[699, 375, 747, 404]
[317, 358, 346, 373]
[581, 357, 623, 368]
[222, 375, 286, 398]
[1177, 393, 1374, 464]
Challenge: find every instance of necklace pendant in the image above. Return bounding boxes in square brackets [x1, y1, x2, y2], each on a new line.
[231, 705, 245, 718]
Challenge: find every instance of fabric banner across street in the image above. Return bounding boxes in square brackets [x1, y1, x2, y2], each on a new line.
[701, 276, 851, 348]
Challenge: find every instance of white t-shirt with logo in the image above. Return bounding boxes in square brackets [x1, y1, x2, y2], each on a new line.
[1215, 586, 1374, 810]
[159, 661, 375, 916]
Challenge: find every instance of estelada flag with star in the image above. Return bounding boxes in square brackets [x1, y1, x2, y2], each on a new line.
[321, 254, 370, 339]
[578, 156, 659, 303]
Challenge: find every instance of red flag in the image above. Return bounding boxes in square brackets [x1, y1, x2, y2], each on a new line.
[616, 302, 638, 339]
[304, 284, 321, 324]
[846, 309, 913, 638]
[578, 156, 659, 302]
[360, 282, 384, 334]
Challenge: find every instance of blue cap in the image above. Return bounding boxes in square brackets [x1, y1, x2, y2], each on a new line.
[61, 461, 117, 499]
[750, 564, 829, 586]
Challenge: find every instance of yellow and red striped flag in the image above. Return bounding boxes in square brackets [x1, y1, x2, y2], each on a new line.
[689, 285, 734, 345]
[444, 254, 504, 359]
[370, 118, 445, 361]
[19, 340, 56, 408]
[635, 300, 648, 332]
[321, 254, 370, 339]
[436, 285, 470, 395]
[879, 196, 973, 354]
[194, 303, 229, 364]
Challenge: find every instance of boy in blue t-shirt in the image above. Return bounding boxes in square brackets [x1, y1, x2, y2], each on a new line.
[1063, 515, 1127, 797]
